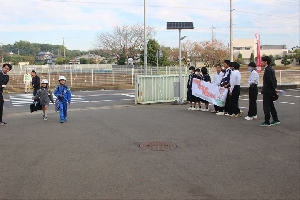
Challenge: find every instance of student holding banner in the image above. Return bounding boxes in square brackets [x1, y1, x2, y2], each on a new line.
[216, 60, 231, 116]
[194, 68, 203, 110]
[200, 67, 211, 111]
[211, 64, 224, 113]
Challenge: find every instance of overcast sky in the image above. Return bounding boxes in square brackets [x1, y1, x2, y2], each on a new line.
[0, 0, 299, 51]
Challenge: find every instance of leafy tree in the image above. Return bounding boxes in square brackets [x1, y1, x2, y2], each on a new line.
[293, 49, 300, 65]
[80, 58, 88, 64]
[275, 55, 281, 60]
[236, 53, 244, 64]
[250, 53, 254, 62]
[140, 39, 170, 66]
[56, 57, 64, 65]
[281, 55, 291, 66]
[117, 50, 127, 65]
[269, 55, 276, 66]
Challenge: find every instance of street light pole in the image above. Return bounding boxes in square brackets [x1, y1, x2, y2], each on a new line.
[144, 0, 147, 75]
[167, 22, 194, 104]
[230, 0, 233, 61]
[179, 30, 182, 103]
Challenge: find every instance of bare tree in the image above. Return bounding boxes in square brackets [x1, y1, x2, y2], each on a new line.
[94, 24, 156, 59]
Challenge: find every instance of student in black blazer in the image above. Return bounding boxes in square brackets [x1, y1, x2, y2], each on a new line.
[260, 56, 280, 127]
[0, 63, 12, 125]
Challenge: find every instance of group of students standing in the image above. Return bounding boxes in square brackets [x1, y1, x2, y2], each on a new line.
[0, 64, 72, 125]
[186, 56, 281, 127]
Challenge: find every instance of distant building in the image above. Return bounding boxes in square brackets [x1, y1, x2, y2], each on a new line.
[75, 53, 104, 63]
[36, 51, 53, 61]
[233, 39, 288, 63]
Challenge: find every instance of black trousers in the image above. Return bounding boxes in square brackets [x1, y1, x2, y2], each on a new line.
[248, 85, 258, 117]
[0, 93, 3, 122]
[33, 89, 38, 96]
[263, 93, 278, 123]
[229, 85, 240, 115]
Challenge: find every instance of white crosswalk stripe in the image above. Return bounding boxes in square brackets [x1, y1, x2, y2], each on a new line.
[8, 94, 85, 107]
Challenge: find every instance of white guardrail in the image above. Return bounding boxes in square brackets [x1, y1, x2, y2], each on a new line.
[135, 75, 189, 104]
[135, 70, 300, 104]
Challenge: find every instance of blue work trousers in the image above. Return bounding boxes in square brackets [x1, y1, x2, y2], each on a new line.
[59, 101, 68, 121]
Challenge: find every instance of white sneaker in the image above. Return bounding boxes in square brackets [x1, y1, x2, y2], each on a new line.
[203, 108, 209, 112]
[253, 115, 258, 119]
[191, 107, 196, 111]
[195, 107, 201, 111]
[188, 107, 192, 110]
[225, 113, 230, 116]
[216, 112, 225, 116]
[245, 116, 253, 120]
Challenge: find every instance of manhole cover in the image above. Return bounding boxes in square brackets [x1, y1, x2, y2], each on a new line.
[139, 141, 176, 151]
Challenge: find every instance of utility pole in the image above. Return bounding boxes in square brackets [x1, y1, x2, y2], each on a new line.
[63, 37, 66, 58]
[144, 0, 147, 75]
[211, 25, 215, 42]
[230, 0, 233, 61]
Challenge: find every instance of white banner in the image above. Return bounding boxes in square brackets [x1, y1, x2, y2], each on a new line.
[192, 79, 228, 107]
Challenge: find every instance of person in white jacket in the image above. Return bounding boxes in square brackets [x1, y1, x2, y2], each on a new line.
[23, 71, 31, 94]
[211, 64, 224, 113]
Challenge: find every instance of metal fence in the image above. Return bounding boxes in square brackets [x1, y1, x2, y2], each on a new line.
[6, 64, 300, 90]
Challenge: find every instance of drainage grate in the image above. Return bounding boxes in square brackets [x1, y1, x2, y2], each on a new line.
[139, 141, 176, 151]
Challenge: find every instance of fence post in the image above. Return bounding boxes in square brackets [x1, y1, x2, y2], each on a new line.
[70, 67, 73, 87]
[48, 67, 51, 88]
[92, 69, 94, 86]
[132, 67, 134, 85]
[112, 70, 115, 85]
[279, 70, 282, 85]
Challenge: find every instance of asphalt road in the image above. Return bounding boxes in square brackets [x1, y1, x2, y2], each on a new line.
[0, 89, 299, 199]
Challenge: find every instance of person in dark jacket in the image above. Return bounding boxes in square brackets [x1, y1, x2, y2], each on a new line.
[216, 60, 231, 115]
[0, 63, 12, 125]
[260, 56, 280, 127]
[31, 70, 40, 96]
[187, 66, 197, 110]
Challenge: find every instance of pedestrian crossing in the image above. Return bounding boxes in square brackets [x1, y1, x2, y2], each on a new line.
[6, 93, 136, 107]
[8, 94, 86, 107]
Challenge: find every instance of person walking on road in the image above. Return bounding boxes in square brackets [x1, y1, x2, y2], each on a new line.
[260, 56, 280, 127]
[245, 62, 259, 121]
[23, 71, 31, 94]
[0, 63, 12, 125]
[54, 76, 71, 123]
[33, 79, 54, 121]
[31, 70, 40, 96]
